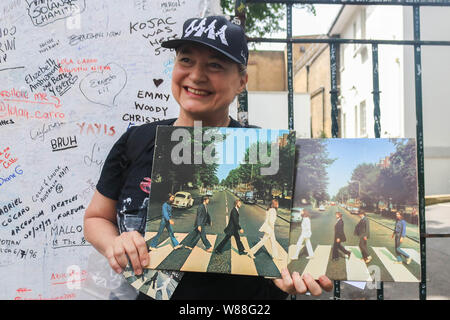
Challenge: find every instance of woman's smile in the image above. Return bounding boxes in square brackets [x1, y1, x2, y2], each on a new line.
[184, 86, 212, 97]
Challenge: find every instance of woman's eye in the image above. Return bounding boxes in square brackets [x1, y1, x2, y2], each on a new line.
[210, 63, 223, 69]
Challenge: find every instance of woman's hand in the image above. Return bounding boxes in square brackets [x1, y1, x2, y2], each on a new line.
[273, 268, 333, 296]
[105, 231, 149, 276]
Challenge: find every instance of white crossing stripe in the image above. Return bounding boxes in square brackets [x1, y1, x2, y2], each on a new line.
[263, 239, 288, 273]
[402, 248, 420, 264]
[345, 246, 372, 282]
[130, 276, 146, 290]
[144, 231, 158, 242]
[372, 247, 419, 282]
[146, 233, 188, 269]
[288, 244, 301, 260]
[302, 245, 331, 279]
[146, 285, 157, 298]
[123, 270, 134, 278]
[180, 234, 217, 272]
[231, 236, 258, 276]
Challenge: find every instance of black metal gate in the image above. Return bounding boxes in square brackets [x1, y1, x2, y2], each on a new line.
[234, 0, 450, 300]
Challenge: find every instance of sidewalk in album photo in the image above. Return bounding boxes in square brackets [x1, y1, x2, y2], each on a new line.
[293, 202, 450, 300]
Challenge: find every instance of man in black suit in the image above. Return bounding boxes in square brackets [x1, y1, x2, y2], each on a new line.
[332, 211, 351, 261]
[149, 272, 158, 290]
[215, 199, 246, 255]
[354, 211, 372, 263]
[185, 196, 212, 252]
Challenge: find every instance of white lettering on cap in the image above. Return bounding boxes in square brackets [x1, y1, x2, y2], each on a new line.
[184, 19, 200, 37]
[183, 18, 229, 46]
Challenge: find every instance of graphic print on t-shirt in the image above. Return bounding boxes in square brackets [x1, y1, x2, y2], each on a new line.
[140, 177, 152, 194]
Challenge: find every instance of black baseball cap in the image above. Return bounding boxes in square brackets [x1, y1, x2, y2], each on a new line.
[161, 16, 249, 66]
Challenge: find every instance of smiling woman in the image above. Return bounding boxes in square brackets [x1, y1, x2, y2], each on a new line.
[170, 44, 247, 124]
[84, 15, 333, 301]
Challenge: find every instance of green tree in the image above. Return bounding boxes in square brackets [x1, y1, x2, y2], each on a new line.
[221, 131, 296, 203]
[350, 163, 381, 209]
[335, 185, 350, 203]
[293, 140, 334, 207]
[221, 0, 315, 37]
[377, 139, 418, 208]
[151, 127, 223, 199]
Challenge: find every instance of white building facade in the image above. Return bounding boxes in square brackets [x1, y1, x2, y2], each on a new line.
[329, 5, 450, 195]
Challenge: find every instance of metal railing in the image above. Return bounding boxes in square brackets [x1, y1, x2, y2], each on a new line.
[234, 0, 450, 300]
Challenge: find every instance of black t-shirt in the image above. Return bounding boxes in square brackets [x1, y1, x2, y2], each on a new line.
[96, 117, 288, 300]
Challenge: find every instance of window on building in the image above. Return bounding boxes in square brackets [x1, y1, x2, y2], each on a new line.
[360, 100, 367, 137]
[361, 8, 366, 39]
[343, 113, 347, 138]
[354, 8, 367, 56]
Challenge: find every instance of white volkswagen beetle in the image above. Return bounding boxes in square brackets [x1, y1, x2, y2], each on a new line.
[172, 191, 194, 208]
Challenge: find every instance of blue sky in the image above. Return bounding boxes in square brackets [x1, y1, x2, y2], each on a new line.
[325, 139, 399, 197]
[213, 128, 290, 182]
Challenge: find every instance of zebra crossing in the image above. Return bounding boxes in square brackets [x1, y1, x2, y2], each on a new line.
[145, 232, 189, 269]
[141, 232, 420, 282]
[123, 267, 179, 300]
[231, 236, 259, 275]
[345, 246, 373, 282]
[289, 244, 420, 282]
[180, 234, 217, 273]
[300, 245, 332, 279]
[371, 247, 418, 282]
[143, 231, 288, 277]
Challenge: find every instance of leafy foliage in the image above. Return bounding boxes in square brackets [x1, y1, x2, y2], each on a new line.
[333, 139, 418, 210]
[220, 0, 315, 37]
[293, 139, 335, 207]
[152, 127, 222, 200]
[221, 131, 296, 201]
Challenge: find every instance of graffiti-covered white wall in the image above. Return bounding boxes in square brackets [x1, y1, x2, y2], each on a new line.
[0, 0, 220, 300]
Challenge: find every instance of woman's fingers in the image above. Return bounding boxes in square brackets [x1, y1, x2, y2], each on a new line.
[292, 272, 307, 295]
[318, 275, 334, 292]
[273, 269, 334, 297]
[132, 231, 150, 267]
[113, 241, 129, 270]
[106, 247, 124, 274]
[302, 273, 322, 296]
[122, 237, 142, 275]
[109, 231, 149, 275]
[273, 268, 296, 295]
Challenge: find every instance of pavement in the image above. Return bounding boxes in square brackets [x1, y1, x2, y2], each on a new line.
[294, 202, 450, 300]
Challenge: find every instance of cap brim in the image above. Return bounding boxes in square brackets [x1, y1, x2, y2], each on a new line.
[162, 38, 244, 65]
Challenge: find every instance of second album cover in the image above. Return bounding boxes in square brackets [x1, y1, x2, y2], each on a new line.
[137, 127, 421, 292]
[288, 139, 421, 283]
[144, 126, 296, 278]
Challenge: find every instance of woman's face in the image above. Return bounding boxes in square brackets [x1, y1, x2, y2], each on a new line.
[171, 44, 247, 118]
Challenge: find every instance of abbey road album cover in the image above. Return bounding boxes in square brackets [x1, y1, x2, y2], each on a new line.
[288, 138, 421, 282]
[144, 125, 296, 279]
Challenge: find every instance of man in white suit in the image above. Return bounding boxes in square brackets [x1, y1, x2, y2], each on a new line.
[248, 199, 281, 260]
[292, 209, 314, 260]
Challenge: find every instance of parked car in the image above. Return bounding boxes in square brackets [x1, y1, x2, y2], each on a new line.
[291, 207, 304, 222]
[172, 191, 194, 208]
[350, 207, 360, 214]
[206, 190, 213, 197]
[243, 191, 256, 204]
[319, 205, 325, 211]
